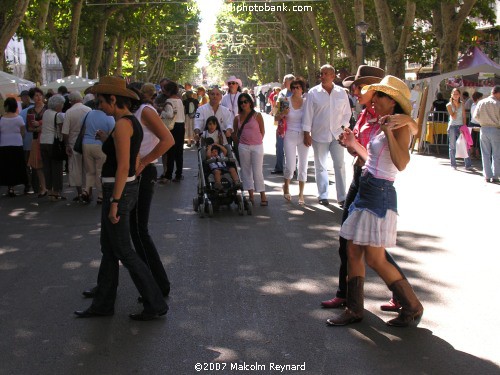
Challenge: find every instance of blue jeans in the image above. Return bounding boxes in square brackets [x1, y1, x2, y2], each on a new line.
[130, 164, 170, 296]
[448, 125, 471, 168]
[91, 180, 167, 314]
[312, 140, 346, 202]
[480, 127, 500, 179]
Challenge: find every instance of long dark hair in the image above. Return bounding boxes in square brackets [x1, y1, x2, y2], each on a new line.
[237, 93, 254, 113]
[204, 116, 222, 132]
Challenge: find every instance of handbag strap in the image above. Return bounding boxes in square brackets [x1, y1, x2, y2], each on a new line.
[236, 109, 256, 139]
[78, 112, 90, 138]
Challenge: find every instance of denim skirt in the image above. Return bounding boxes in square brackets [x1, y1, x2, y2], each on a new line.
[339, 171, 398, 248]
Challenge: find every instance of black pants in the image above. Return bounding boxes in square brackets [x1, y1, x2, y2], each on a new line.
[166, 122, 185, 179]
[91, 181, 167, 314]
[130, 164, 170, 296]
[336, 165, 406, 298]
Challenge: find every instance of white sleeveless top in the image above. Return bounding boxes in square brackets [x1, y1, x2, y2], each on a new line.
[134, 103, 159, 158]
[285, 100, 304, 132]
[364, 131, 399, 181]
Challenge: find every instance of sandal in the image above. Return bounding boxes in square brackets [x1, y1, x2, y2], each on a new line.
[298, 197, 305, 206]
[282, 184, 291, 202]
[260, 200, 268, 206]
[96, 197, 103, 204]
[8, 188, 16, 197]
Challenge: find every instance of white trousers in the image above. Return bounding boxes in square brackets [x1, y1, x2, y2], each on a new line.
[238, 143, 265, 192]
[283, 130, 310, 181]
[83, 143, 106, 196]
[68, 150, 85, 188]
[312, 140, 346, 201]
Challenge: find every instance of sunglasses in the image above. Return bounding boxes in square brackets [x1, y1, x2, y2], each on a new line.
[239, 100, 249, 105]
[228, 81, 238, 85]
[291, 86, 301, 90]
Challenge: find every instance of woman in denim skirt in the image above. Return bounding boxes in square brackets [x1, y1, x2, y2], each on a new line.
[74, 77, 168, 321]
[327, 76, 424, 328]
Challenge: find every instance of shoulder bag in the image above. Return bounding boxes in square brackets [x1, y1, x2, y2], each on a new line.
[73, 112, 90, 154]
[52, 113, 67, 161]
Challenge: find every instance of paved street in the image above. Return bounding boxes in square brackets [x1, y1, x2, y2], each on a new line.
[0, 114, 499, 375]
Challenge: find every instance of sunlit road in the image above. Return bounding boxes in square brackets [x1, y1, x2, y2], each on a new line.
[0, 113, 499, 374]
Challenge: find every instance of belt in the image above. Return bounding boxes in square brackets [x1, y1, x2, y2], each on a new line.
[101, 176, 136, 183]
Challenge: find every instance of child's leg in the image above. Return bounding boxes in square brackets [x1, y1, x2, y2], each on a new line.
[213, 169, 222, 183]
[229, 167, 240, 182]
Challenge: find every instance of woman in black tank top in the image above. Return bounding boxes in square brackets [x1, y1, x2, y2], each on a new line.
[75, 77, 168, 321]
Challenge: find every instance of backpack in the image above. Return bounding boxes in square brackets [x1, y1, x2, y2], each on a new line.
[160, 101, 177, 130]
[188, 101, 196, 119]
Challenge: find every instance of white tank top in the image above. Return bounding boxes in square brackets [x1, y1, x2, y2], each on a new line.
[286, 100, 304, 132]
[134, 103, 159, 158]
[364, 131, 399, 181]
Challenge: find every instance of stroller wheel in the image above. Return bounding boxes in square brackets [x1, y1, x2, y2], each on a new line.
[198, 204, 205, 218]
[207, 201, 214, 217]
[193, 197, 200, 212]
[237, 201, 244, 216]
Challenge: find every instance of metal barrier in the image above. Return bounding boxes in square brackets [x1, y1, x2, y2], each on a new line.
[424, 111, 449, 154]
[423, 111, 472, 154]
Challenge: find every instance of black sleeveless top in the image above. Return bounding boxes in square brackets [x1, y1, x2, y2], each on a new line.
[101, 115, 143, 178]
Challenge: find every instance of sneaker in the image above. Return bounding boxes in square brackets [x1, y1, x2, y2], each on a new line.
[465, 166, 475, 171]
[172, 176, 184, 182]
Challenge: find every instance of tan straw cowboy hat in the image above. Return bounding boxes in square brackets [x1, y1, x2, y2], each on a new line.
[361, 75, 412, 116]
[89, 76, 139, 100]
[343, 65, 385, 88]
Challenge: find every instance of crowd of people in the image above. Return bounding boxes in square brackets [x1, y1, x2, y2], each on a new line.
[1, 67, 497, 325]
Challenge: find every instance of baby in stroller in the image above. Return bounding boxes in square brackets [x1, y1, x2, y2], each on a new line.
[206, 143, 241, 190]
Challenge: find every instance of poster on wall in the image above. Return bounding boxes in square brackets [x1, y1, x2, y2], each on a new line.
[446, 76, 463, 88]
[478, 73, 496, 87]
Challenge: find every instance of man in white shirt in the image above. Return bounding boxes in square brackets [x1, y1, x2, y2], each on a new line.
[473, 85, 500, 183]
[62, 91, 92, 201]
[302, 64, 351, 206]
[194, 86, 233, 140]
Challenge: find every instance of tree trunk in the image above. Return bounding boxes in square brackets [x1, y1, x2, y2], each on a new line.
[0, 0, 30, 71]
[47, 0, 84, 76]
[434, 0, 477, 73]
[99, 35, 117, 77]
[22, 0, 51, 84]
[305, 11, 326, 65]
[24, 38, 43, 85]
[329, 0, 358, 71]
[373, 0, 416, 77]
[115, 34, 125, 76]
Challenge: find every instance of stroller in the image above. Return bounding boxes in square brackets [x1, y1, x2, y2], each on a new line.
[192, 139, 252, 217]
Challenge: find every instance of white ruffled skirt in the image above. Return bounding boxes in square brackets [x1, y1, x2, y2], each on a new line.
[340, 208, 398, 248]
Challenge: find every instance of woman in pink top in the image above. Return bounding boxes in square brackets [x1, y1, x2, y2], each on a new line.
[233, 93, 268, 206]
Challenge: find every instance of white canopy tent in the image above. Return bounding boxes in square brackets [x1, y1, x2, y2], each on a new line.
[413, 47, 500, 149]
[0, 70, 36, 98]
[41, 75, 97, 93]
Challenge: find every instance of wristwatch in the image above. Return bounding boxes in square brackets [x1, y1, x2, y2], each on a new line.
[110, 197, 120, 204]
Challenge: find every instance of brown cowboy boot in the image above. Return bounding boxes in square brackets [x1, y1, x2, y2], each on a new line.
[326, 276, 364, 326]
[386, 279, 424, 327]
